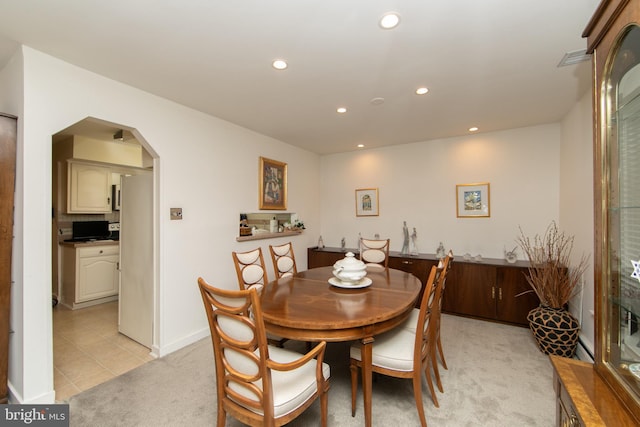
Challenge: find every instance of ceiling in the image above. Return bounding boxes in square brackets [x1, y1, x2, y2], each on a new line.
[0, 1, 599, 155]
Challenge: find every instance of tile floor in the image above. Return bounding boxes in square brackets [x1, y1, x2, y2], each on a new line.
[53, 301, 155, 402]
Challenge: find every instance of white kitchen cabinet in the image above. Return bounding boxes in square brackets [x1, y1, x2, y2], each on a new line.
[61, 243, 119, 309]
[66, 161, 112, 213]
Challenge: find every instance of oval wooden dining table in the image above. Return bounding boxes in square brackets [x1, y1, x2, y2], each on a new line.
[260, 265, 422, 427]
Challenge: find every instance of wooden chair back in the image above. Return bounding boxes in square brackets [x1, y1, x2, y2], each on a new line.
[415, 264, 443, 370]
[434, 250, 454, 370]
[198, 278, 273, 424]
[269, 242, 298, 278]
[197, 277, 330, 427]
[359, 238, 390, 269]
[232, 248, 269, 290]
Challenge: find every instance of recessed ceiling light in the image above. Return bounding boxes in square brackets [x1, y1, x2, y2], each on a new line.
[337, 107, 347, 114]
[379, 12, 400, 29]
[370, 97, 385, 105]
[469, 127, 479, 132]
[415, 87, 429, 95]
[272, 59, 288, 70]
[357, 144, 365, 148]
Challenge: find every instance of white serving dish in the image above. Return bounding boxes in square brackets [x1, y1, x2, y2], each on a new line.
[332, 252, 367, 284]
[329, 277, 372, 289]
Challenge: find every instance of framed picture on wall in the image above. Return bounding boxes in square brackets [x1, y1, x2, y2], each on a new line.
[456, 182, 490, 218]
[355, 188, 379, 216]
[259, 157, 287, 210]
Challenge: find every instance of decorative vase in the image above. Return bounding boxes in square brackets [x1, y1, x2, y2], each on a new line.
[527, 305, 580, 358]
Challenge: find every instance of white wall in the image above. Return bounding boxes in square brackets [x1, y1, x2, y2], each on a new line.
[0, 43, 596, 404]
[0, 46, 321, 404]
[318, 97, 595, 360]
[319, 124, 561, 259]
[560, 92, 595, 358]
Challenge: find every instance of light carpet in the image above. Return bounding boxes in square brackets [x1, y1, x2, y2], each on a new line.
[67, 314, 555, 426]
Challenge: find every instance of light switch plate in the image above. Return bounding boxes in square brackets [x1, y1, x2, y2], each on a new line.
[170, 208, 183, 220]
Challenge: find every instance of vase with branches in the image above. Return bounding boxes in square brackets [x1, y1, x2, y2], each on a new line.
[517, 221, 589, 309]
[517, 221, 590, 357]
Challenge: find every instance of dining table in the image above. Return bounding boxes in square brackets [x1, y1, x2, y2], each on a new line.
[259, 265, 422, 427]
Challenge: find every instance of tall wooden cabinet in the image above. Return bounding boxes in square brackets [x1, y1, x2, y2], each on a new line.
[0, 114, 16, 403]
[550, 1, 640, 425]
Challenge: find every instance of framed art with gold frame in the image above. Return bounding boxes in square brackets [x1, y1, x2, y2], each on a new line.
[259, 157, 287, 210]
[456, 182, 490, 218]
[355, 188, 379, 217]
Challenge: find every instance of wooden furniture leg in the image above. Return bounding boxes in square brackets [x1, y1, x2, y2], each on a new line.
[361, 336, 374, 427]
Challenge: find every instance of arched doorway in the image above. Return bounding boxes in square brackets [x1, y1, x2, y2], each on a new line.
[50, 117, 156, 401]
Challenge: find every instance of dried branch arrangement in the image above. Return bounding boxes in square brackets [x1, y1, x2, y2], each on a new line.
[517, 221, 589, 309]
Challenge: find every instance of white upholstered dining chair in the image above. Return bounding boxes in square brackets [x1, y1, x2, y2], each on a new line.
[434, 250, 454, 372]
[232, 247, 270, 290]
[401, 251, 453, 395]
[269, 242, 298, 278]
[197, 277, 330, 427]
[232, 247, 287, 347]
[359, 238, 390, 269]
[349, 263, 443, 427]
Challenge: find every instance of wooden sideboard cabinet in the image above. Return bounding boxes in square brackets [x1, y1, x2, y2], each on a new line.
[307, 247, 348, 269]
[307, 247, 537, 326]
[443, 259, 539, 326]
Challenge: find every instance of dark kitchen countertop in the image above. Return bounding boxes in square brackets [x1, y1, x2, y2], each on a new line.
[60, 239, 119, 248]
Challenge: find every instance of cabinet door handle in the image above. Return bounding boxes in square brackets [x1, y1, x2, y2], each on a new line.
[499, 288, 502, 300]
[491, 286, 495, 299]
[107, 197, 111, 205]
[569, 413, 579, 427]
[402, 260, 412, 265]
[99, 250, 103, 254]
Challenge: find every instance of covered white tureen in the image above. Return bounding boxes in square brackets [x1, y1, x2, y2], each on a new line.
[332, 252, 367, 284]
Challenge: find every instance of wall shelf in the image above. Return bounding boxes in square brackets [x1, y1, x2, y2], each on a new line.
[236, 230, 303, 242]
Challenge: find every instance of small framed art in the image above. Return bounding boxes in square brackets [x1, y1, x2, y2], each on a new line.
[259, 157, 287, 210]
[355, 188, 379, 217]
[456, 182, 490, 218]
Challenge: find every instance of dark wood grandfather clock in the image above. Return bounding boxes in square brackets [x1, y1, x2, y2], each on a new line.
[0, 113, 16, 403]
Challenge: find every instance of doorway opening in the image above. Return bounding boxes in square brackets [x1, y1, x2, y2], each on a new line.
[50, 117, 157, 401]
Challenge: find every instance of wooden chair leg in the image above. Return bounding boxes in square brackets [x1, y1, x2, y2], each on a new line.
[320, 382, 328, 427]
[423, 360, 439, 408]
[431, 348, 444, 393]
[349, 359, 358, 417]
[216, 405, 226, 427]
[412, 372, 428, 427]
[437, 335, 448, 369]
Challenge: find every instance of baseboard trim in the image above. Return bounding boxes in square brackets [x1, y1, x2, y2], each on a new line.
[7, 380, 56, 404]
[155, 327, 210, 357]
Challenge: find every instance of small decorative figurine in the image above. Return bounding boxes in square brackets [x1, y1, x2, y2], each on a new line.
[504, 246, 518, 263]
[436, 242, 446, 258]
[401, 221, 410, 255]
[341, 237, 346, 251]
[318, 235, 325, 249]
[410, 227, 419, 256]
